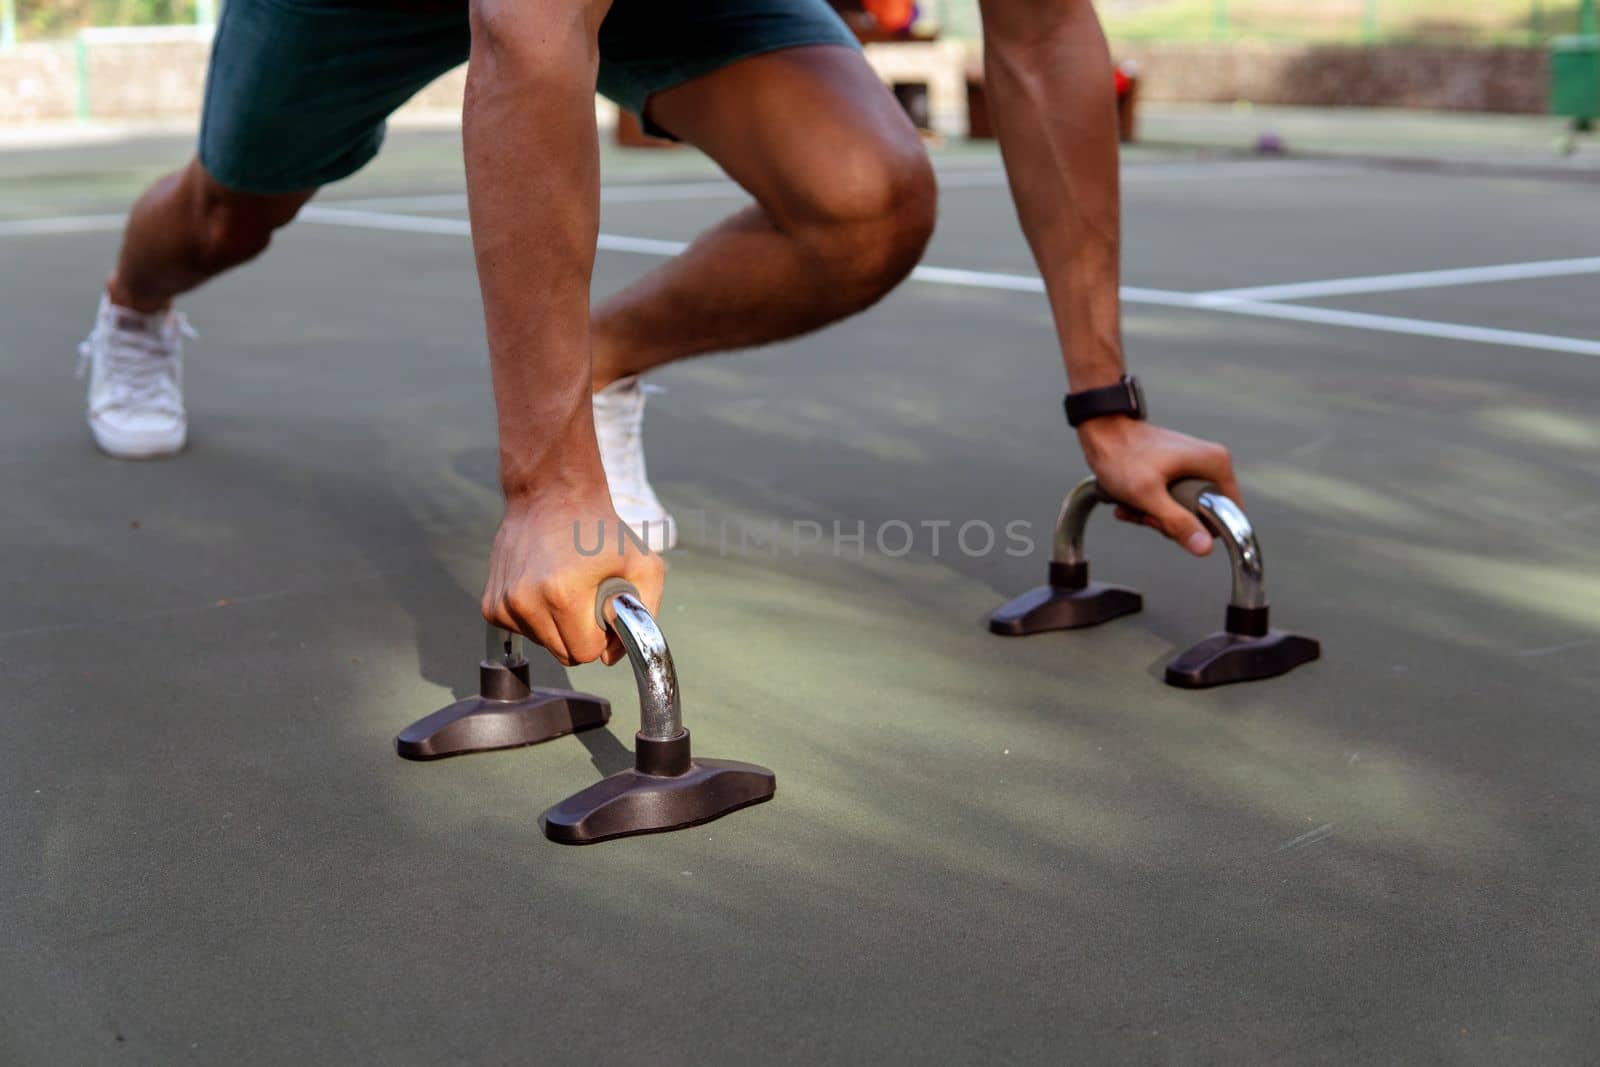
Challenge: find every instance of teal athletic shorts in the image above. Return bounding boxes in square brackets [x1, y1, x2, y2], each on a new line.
[199, 0, 860, 194]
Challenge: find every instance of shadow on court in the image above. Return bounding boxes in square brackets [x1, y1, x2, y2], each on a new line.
[1, 128, 1597, 1064]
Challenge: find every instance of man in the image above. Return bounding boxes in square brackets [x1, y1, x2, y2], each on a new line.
[79, 0, 1236, 669]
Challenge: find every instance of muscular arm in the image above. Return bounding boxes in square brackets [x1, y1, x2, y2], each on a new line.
[979, 0, 1240, 554]
[466, 0, 662, 663]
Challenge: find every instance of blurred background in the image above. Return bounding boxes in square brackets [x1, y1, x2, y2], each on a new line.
[1, 0, 1590, 44]
[1, 0, 1597, 159]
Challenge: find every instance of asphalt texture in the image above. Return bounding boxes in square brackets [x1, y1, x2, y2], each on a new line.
[2, 124, 1599, 1065]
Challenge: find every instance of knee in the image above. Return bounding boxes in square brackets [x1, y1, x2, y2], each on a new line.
[468, 0, 611, 88]
[186, 174, 304, 276]
[789, 140, 936, 308]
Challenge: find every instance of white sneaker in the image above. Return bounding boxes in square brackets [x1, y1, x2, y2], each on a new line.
[592, 375, 677, 552]
[78, 295, 192, 459]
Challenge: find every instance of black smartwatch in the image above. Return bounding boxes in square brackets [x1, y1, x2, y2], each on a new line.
[1064, 375, 1147, 429]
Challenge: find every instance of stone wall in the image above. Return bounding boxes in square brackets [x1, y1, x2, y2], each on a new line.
[0, 43, 80, 122]
[1117, 43, 1547, 114]
[0, 37, 467, 124]
[0, 37, 962, 125]
[84, 39, 211, 119]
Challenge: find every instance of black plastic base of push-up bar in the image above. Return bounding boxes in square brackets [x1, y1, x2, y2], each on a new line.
[540, 730, 777, 845]
[1163, 605, 1321, 689]
[396, 659, 611, 760]
[988, 561, 1144, 636]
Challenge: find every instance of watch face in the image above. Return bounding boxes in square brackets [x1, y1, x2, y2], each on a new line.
[1127, 376, 1147, 418]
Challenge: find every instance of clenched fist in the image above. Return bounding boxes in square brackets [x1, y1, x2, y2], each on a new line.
[1077, 416, 1242, 556]
[482, 487, 665, 666]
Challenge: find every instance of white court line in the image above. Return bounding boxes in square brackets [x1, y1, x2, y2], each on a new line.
[333, 182, 746, 213]
[0, 213, 126, 237]
[330, 175, 994, 212]
[906, 265, 1041, 293]
[323, 159, 1340, 213]
[0, 159, 1333, 233]
[904, 268, 1201, 310]
[305, 205, 696, 255]
[326, 193, 471, 213]
[1199, 255, 1600, 303]
[1194, 296, 1600, 358]
[299, 206, 1600, 357]
[597, 233, 690, 256]
[298, 214, 1182, 305]
[8, 204, 1597, 359]
[902, 266, 1600, 355]
[299, 206, 469, 236]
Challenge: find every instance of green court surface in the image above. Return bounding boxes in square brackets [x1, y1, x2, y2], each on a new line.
[2, 126, 1598, 1064]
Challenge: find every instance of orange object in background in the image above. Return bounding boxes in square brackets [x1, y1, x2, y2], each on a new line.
[1115, 61, 1139, 143]
[863, 0, 916, 33]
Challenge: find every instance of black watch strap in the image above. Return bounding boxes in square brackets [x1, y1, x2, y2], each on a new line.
[1064, 375, 1147, 428]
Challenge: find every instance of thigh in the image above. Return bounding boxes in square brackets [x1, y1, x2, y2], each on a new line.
[596, 0, 861, 135]
[643, 44, 928, 227]
[199, 0, 469, 194]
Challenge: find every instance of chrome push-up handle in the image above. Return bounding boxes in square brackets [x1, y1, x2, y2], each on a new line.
[595, 578, 682, 744]
[539, 579, 777, 844]
[1168, 478, 1267, 619]
[1050, 476, 1111, 569]
[1052, 477, 1266, 613]
[991, 476, 1319, 688]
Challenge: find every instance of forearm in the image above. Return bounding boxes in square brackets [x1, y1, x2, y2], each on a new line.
[465, 0, 611, 503]
[979, 0, 1123, 391]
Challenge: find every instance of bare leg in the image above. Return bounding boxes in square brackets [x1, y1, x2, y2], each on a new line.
[107, 159, 313, 312]
[589, 45, 936, 389]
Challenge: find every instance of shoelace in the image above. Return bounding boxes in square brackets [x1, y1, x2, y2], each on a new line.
[78, 313, 195, 415]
